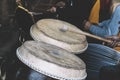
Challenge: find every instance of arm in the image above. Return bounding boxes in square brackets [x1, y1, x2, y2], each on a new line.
[89, 24, 112, 37]
[84, 21, 111, 37]
[90, 5, 120, 37]
[84, 18, 120, 38]
[98, 19, 110, 27]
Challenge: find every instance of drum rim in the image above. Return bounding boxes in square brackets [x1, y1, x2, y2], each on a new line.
[16, 48, 87, 80]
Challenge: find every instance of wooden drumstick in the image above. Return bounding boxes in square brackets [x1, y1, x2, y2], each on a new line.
[80, 32, 120, 47]
[60, 26, 120, 47]
[78, 31, 120, 47]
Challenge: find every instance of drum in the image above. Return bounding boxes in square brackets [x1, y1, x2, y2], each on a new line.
[16, 40, 87, 80]
[30, 19, 88, 53]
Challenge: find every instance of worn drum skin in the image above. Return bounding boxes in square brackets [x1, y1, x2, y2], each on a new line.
[30, 19, 88, 54]
[16, 40, 87, 80]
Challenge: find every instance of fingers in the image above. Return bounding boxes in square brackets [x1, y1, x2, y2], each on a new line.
[47, 7, 57, 13]
[105, 35, 120, 40]
[83, 21, 91, 30]
[105, 40, 119, 48]
[56, 1, 65, 8]
[110, 40, 118, 48]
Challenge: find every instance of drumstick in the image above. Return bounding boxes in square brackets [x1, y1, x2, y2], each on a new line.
[77, 31, 111, 43]
[60, 26, 120, 47]
[78, 32, 120, 46]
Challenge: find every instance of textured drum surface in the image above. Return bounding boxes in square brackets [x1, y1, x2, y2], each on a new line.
[30, 19, 88, 53]
[16, 41, 87, 80]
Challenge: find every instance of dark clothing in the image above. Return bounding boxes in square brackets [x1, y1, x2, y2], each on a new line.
[56, 0, 95, 30]
[0, 0, 17, 27]
[100, 64, 120, 80]
[76, 43, 120, 80]
[100, 0, 111, 21]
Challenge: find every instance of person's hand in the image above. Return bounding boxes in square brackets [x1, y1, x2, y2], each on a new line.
[55, 1, 65, 8]
[103, 36, 120, 48]
[83, 20, 92, 30]
[47, 1, 65, 13]
[16, 0, 22, 6]
[47, 6, 57, 13]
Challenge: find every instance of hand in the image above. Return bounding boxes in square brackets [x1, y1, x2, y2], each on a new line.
[55, 1, 65, 8]
[83, 20, 92, 30]
[16, 0, 22, 6]
[104, 36, 120, 48]
[47, 1, 65, 13]
[16, 0, 21, 2]
[47, 7, 57, 13]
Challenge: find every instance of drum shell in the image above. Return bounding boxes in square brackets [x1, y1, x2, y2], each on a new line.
[15, 59, 58, 80]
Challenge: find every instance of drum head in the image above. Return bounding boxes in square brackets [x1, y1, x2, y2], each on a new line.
[16, 41, 87, 80]
[30, 19, 88, 53]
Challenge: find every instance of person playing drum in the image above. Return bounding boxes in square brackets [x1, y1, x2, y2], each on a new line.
[15, 0, 120, 80]
[84, 0, 120, 38]
[47, 0, 94, 30]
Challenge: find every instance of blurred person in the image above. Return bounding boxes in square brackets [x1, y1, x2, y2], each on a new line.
[84, 0, 120, 38]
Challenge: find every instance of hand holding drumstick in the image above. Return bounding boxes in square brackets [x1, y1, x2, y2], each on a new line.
[103, 36, 120, 48]
[60, 26, 120, 47]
